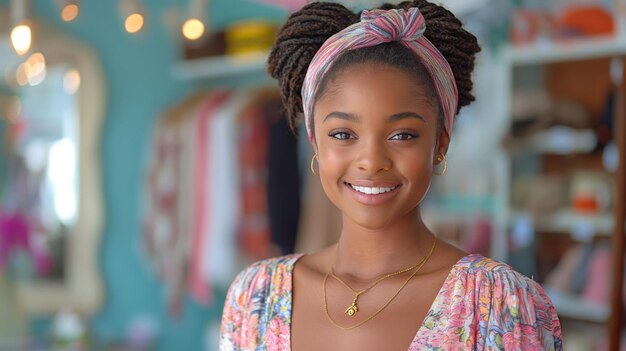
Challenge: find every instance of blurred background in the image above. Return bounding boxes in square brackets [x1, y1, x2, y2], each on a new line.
[0, 0, 624, 350]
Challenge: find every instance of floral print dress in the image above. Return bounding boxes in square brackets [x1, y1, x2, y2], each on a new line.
[219, 254, 563, 350]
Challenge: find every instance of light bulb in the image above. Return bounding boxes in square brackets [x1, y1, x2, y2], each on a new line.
[24, 52, 46, 86]
[125, 13, 144, 33]
[15, 63, 28, 86]
[61, 4, 79, 22]
[10, 23, 32, 55]
[182, 18, 205, 40]
[27, 64, 46, 86]
[64, 69, 81, 95]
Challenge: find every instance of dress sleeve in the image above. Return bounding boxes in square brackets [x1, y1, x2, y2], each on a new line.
[484, 269, 563, 351]
[219, 267, 252, 351]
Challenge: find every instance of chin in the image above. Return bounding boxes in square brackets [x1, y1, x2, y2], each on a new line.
[347, 202, 424, 229]
[344, 209, 398, 230]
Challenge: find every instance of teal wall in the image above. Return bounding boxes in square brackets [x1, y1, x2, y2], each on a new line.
[0, 0, 285, 349]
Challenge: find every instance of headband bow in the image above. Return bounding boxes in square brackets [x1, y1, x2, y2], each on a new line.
[301, 7, 458, 143]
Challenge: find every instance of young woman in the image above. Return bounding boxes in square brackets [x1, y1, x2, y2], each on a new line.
[220, 1, 563, 350]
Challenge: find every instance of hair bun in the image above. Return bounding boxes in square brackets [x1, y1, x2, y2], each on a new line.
[267, 2, 358, 130]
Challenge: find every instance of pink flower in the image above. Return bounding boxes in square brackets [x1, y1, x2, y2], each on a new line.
[502, 328, 521, 349]
[265, 318, 290, 350]
[503, 325, 543, 350]
[241, 314, 259, 349]
[519, 325, 544, 349]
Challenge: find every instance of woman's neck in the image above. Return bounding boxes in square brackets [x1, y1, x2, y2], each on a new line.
[332, 210, 434, 281]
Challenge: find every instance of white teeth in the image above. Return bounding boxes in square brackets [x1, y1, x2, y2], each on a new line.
[350, 184, 397, 195]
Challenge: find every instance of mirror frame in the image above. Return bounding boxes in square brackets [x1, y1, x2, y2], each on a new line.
[1, 10, 106, 316]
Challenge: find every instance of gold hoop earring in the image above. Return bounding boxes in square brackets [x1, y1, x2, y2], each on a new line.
[434, 154, 447, 176]
[310, 154, 319, 176]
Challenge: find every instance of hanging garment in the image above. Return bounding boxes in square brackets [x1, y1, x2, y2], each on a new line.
[569, 242, 595, 294]
[545, 244, 585, 293]
[188, 91, 232, 305]
[143, 121, 179, 275]
[201, 91, 252, 291]
[265, 96, 301, 255]
[145, 88, 292, 312]
[143, 92, 208, 316]
[582, 244, 611, 305]
[236, 91, 275, 260]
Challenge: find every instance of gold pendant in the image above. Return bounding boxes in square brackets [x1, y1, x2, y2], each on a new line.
[345, 301, 358, 316]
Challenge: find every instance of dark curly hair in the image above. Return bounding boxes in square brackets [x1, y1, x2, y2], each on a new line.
[267, 1, 481, 134]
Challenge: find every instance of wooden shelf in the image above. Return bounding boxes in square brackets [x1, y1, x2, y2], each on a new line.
[505, 34, 626, 66]
[512, 210, 614, 238]
[541, 153, 606, 174]
[171, 51, 270, 81]
[546, 288, 609, 323]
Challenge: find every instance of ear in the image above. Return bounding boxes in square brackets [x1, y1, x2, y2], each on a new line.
[311, 140, 319, 156]
[434, 129, 450, 164]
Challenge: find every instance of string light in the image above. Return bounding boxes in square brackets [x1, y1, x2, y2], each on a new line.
[10, 0, 32, 56]
[27, 52, 46, 85]
[64, 69, 81, 95]
[15, 63, 28, 86]
[10, 24, 31, 55]
[61, 0, 80, 22]
[125, 13, 144, 33]
[120, 0, 145, 34]
[182, 0, 208, 41]
[182, 18, 205, 40]
[14, 52, 47, 87]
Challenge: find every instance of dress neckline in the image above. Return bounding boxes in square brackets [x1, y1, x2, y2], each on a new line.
[286, 253, 484, 350]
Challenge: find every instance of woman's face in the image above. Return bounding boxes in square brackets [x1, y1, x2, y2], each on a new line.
[312, 63, 449, 230]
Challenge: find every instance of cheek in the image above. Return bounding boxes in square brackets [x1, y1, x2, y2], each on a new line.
[399, 162, 434, 210]
[397, 148, 435, 188]
[318, 146, 351, 184]
[316, 153, 348, 211]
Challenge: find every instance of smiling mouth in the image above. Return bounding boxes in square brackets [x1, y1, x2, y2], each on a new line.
[345, 182, 400, 195]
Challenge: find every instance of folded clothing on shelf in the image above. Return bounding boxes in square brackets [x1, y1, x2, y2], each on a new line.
[510, 4, 616, 46]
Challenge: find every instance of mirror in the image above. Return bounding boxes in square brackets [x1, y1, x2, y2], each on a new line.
[0, 9, 106, 316]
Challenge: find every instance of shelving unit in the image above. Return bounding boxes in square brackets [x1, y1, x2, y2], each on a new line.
[497, 30, 626, 349]
[546, 288, 610, 324]
[494, 33, 626, 259]
[505, 34, 626, 65]
[171, 51, 270, 81]
[510, 210, 614, 237]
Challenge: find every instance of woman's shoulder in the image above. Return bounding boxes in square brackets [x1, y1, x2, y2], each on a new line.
[417, 256, 562, 349]
[227, 253, 304, 296]
[453, 254, 539, 287]
[242, 253, 304, 272]
[454, 254, 517, 274]
[451, 254, 550, 301]
[449, 254, 561, 335]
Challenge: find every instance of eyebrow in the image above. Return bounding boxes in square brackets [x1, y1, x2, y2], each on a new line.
[323, 111, 361, 123]
[388, 112, 427, 123]
[322, 111, 427, 123]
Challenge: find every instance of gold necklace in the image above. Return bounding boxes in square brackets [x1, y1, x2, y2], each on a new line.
[323, 236, 437, 330]
[329, 244, 432, 317]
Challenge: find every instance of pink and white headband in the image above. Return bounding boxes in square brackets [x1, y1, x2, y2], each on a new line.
[301, 7, 458, 143]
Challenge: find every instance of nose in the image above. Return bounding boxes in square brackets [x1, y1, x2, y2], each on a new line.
[355, 139, 392, 173]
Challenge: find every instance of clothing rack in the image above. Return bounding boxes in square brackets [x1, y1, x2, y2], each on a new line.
[609, 55, 626, 351]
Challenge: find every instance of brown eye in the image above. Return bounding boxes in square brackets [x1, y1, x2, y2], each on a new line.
[390, 133, 417, 141]
[329, 132, 353, 140]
